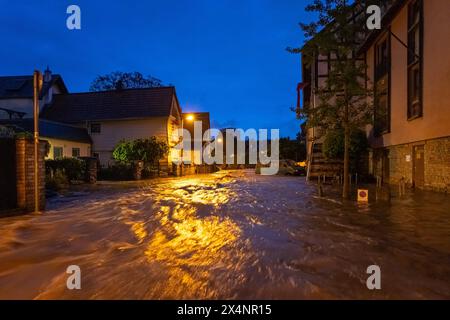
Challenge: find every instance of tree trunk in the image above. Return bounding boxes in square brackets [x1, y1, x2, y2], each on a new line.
[343, 100, 350, 199]
[342, 125, 350, 199]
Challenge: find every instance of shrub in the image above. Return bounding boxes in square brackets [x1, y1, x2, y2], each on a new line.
[323, 129, 345, 160]
[322, 128, 369, 172]
[46, 169, 69, 191]
[112, 137, 168, 166]
[0, 125, 15, 138]
[45, 158, 86, 182]
[98, 163, 134, 181]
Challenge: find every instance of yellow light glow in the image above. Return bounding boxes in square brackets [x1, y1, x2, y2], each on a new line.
[143, 176, 241, 298]
[217, 138, 223, 143]
[185, 114, 194, 121]
[297, 161, 306, 167]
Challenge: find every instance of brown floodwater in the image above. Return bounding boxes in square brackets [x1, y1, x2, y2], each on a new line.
[0, 170, 449, 299]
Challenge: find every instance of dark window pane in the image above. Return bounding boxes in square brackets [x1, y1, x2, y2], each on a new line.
[407, 0, 422, 119]
[375, 75, 390, 134]
[54, 147, 63, 159]
[408, 63, 422, 118]
[408, 26, 420, 64]
[72, 148, 80, 157]
[375, 37, 389, 79]
[90, 123, 101, 133]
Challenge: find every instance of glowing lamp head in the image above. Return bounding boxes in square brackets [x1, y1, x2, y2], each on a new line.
[185, 114, 194, 121]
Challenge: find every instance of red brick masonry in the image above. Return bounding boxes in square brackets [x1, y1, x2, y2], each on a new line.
[15, 138, 46, 212]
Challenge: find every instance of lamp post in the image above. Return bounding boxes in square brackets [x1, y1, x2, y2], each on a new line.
[180, 114, 194, 176]
[33, 70, 43, 212]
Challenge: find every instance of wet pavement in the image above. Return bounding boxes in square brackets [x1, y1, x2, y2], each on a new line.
[0, 170, 449, 299]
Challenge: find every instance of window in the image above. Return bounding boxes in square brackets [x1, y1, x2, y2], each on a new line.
[374, 34, 391, 135]
[72, 148, 80, 157]
[90, 123, 101, 134]
[407, 0, 423, 119]
[54, 147, 63, 159]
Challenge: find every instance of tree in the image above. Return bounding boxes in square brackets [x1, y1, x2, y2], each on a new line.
[279, 137, 306, 161]
[288, 0, 374, 199]
[322, 128, 368, 172]
[89, 71, 163, 92]
[297, 122, 307, 143]
[112, 137, 169, 167]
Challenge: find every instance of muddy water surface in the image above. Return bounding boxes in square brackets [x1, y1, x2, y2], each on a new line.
[0, 170, 449, 299]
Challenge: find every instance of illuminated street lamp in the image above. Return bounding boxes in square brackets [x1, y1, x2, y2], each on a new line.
[180, 114, 195, 175]
[182, 113, 195, 132]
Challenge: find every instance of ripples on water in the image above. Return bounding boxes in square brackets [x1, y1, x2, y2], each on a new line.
[0, 170, 449, 299]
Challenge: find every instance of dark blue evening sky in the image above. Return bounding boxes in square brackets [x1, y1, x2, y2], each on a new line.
[1, 0, 311, 138]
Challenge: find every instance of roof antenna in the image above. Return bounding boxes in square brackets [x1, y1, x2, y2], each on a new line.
[44, 66, 52, 82]
[115, 80, 124, 91]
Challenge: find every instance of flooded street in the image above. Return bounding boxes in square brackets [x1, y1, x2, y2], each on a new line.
[0, 170, 449, 299]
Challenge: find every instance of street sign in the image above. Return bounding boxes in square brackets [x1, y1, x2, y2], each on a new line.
[357, 189, 369, 202]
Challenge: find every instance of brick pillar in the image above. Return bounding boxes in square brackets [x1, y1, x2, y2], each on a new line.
[16, 138, 46, 212]
[80, 157, 98, 184]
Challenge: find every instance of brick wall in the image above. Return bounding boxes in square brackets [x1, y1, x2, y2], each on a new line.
[16, 138, 46, 212]
[387, 144, 413, 185]
[424, 137, 450, 192]
[371, 136, 450, 193]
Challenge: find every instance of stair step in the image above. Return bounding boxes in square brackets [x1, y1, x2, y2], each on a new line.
[310, 167, 342, 172]
[311, 160, 343, 164]
[308, 172, 340, 178]
[310, 169, 342, 174]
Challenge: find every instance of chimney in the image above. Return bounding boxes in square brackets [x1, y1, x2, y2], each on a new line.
[115, 80, 124, 91]
[44, 66, 52, 82]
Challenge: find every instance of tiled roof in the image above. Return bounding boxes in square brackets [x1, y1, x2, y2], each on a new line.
[0, 74, 68, 99]
[41, 87, 178, 123]
[0, 119, 91, 144]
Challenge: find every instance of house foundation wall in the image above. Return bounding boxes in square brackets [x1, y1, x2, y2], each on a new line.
[16, 138, 47, 212]
[371, 136, 450, 193]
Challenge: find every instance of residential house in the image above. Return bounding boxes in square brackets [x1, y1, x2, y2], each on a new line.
[300, 0, 450, 192]
[41, 86, 183, 173]
[359, 0, 450, 191]
[0, 69, 92, 158]
[0, 67, 68, 119]
[0, 119, 91, 159]
[299, 1, 376, 179]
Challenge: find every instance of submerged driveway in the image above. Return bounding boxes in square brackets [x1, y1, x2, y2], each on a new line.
[0, 170, 449, 299]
